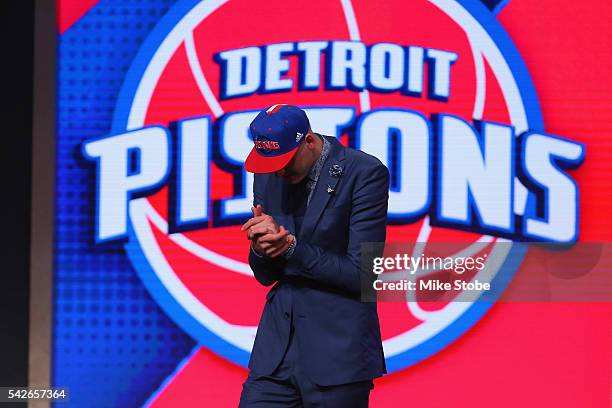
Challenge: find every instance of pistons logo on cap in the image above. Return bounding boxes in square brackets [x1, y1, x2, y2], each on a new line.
[253, 139, 280, 152]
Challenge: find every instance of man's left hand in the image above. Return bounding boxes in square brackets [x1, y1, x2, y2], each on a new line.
[257, 227, 294, 257]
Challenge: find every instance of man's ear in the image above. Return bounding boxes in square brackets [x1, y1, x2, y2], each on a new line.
[305, 130, 317, 147]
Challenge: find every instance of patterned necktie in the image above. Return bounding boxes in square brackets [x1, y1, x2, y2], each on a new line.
[305, 176, 316, 206]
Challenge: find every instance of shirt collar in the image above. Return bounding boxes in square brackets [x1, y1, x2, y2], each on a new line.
[307, 134, 330, 183]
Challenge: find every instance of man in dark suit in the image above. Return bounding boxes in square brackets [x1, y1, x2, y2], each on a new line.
[239, 104, 389, 407]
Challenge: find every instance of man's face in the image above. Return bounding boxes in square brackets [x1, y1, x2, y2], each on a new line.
[274, 133, 317, 184]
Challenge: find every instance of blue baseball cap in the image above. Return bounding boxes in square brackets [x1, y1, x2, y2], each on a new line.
[245, 104, 310, 173]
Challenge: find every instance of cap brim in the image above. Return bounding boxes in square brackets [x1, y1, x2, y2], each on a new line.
[244, 146, 299, 173]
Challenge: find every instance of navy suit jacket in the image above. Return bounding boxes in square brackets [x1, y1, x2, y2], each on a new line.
[248, 135, 389, 386]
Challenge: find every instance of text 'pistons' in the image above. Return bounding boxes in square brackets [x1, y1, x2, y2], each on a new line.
[82, 107, 584, 245]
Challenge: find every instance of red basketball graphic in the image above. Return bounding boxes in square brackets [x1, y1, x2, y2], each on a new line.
[109, 0, 548, 371]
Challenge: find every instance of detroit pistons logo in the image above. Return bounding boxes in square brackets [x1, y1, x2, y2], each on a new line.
[82, 0, 584, 371]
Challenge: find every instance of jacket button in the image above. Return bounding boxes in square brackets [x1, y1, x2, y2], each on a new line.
[284, 312, 290, 319]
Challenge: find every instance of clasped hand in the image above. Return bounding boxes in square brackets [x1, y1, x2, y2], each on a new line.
[241, 204, 294, 258]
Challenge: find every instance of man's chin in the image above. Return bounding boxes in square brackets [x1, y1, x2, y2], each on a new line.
[287, 175, 306, 184]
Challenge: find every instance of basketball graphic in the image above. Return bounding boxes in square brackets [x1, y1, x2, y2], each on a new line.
[88, 0, 556, 372]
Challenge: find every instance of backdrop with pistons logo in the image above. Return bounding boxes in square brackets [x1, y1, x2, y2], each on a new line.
[55, 0, 612, 406]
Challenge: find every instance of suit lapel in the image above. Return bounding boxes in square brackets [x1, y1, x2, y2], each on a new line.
[299, 136, 346, 241]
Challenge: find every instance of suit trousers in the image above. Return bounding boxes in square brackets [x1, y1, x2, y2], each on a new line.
[238, 321, 374, 407]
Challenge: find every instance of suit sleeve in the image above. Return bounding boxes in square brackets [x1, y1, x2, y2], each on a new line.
[288, 163, 389, 296]
[248, 174, 287, 286]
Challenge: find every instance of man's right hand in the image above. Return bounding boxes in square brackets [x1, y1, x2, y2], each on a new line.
[241, 205, 280, 239]
[242, 205, 291, 257]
